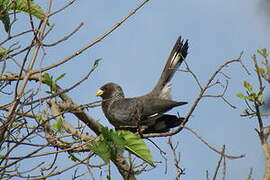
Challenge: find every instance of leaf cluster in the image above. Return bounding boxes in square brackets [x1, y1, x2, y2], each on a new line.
[236, 81, 264, 104]
[0, 0, 46, 32]
[42, 72, 66, 94]
[90, 127, 153, 165]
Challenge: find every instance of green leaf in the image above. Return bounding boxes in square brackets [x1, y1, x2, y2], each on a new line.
[91, 141, 111, 164]
[257, 87, 265, 104]
[90, 128, 154, 165]
[89, 127, 126, 164]
[45, 91, 53, 94]
[101, 127, 126, 159]
[53, 117, 64, 133]
[0, 49, 8, 57]
[236, 93, 246, 99]
[1, 0, 9, 6]
[257, 67, 265, 75]
[257, 48, 269, 58]
[42, 73, 53, 87]
[247, 93, 256, 102]
[110, 131, 126, 153]
[9, 0, 46, 20]
[35, 114, 46, 123]
[243, 81, 253, 93]
[265, 127, 270, 136]
[55, 73, 66, 82]
[266, 63, 270, 73]
[0, 3, 10, 32]
[257, 93, 263, 103]
[0, 0, 46, 32]
[117, 130, 154, 164]
[89, 58, 102, 73]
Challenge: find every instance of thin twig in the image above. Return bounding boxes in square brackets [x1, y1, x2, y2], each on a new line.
[184, 126, 245, 159]
[143, 52, 244, 138]
[31, 0, 150, 75]
[168, 137, 184, 179]
[212, 145, 225, 180]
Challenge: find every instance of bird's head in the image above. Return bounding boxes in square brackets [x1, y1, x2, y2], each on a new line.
[96, 82, 125, 99]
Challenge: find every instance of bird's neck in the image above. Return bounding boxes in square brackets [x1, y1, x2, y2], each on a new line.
[102, 95, 123, 114]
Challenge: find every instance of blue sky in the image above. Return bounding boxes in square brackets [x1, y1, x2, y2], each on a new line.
[2, 0, 270, 179]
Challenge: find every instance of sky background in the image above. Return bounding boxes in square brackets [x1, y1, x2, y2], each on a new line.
[1, 0, 270, 179]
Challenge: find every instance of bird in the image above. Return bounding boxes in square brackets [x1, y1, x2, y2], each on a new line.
[96, 37, 189, 133]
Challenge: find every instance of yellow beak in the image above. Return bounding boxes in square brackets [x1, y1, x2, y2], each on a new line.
[96, 89, 104, 96]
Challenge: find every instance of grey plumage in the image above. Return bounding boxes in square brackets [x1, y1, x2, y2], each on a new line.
[97, 37, 189, 133]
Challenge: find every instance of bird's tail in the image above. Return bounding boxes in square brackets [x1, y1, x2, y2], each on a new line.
[151, 37, 189, 97]
[144, 114, 184, 133]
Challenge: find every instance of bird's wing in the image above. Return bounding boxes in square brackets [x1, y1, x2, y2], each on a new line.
[108, 98, 142, 127]
[108, 98, 186, 127]
[139, 98, 187, 117]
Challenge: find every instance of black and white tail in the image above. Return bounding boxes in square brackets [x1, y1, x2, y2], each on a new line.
[151, 37, 189, 98]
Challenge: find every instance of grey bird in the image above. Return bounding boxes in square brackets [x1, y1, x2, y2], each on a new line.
[96, 37, 188, 133]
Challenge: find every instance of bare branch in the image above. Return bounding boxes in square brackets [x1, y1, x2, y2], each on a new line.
[168, 137, 185, 179]
[143, 52, 244, 138]
[184, 126, 245, 159]
[212, 145, 225, 180]
[30, 0, 150, 75]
